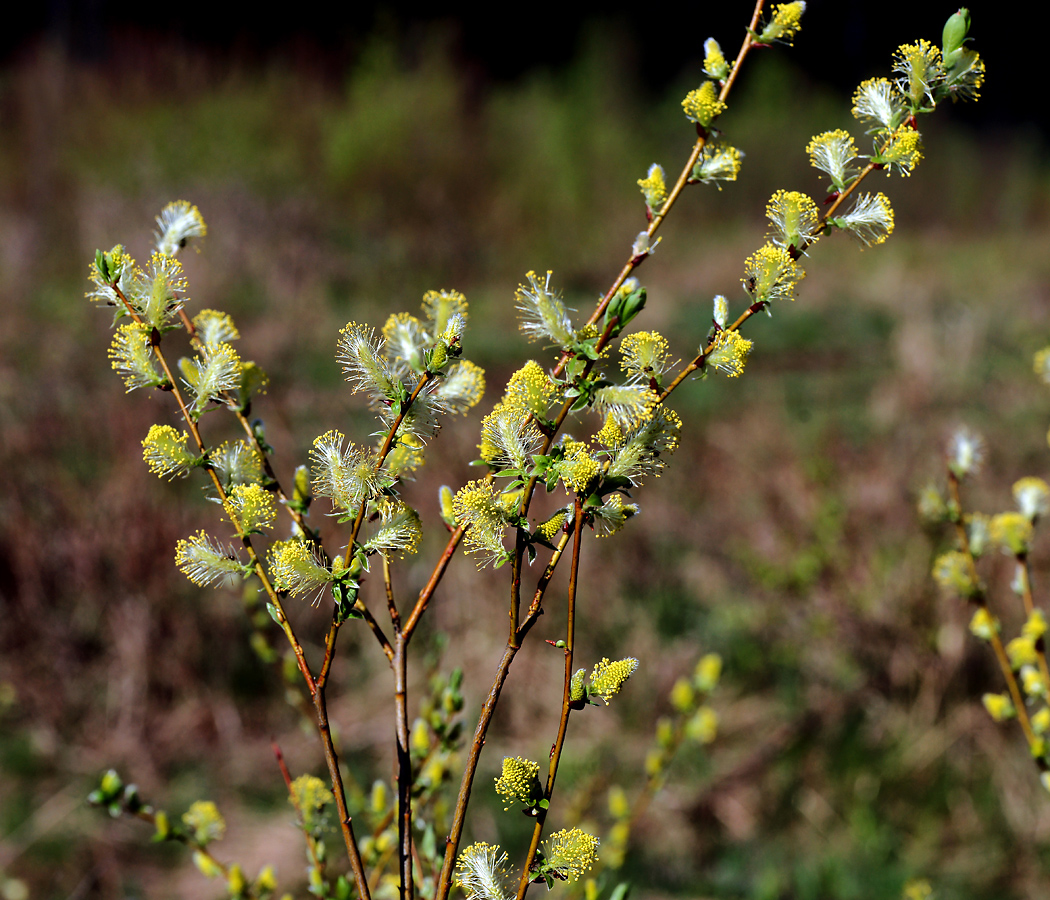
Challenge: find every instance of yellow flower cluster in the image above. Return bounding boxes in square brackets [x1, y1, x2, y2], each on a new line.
[989, 512, 1033, 555]
[805, 130, 858, 191]
[155, 200, 207, 257]
[453, 480, 511, 566]
[455, 843, 511, 900]
[758, 2, 806, 45]
[557, 440, 600, 494]
[290, 774, 333, 831]
[493, 756, 541, 809]
[637, 163, 667, 214]
[223, 483, 276, 536]
[851, 78, 905, 133]
[1013, 477, 1050, 521]
[880, 126, 923, 175]
[182, 800, 226, 846]
[537, 510, 569, 541]
[515, 271, 575, 347]
[437, 360, 486, 415]
[175, 531, 244, 588]
[192, 309, 239, 349]
[110, 323, 161, 392]
[619, 331, 671, 380]
[695, 143, 743, 187]
[268, 539, 333, 600]
[932, 550, 974, 595]
[422, 289, 468, 339]
[706, 329, 752, 378]
[893, 39, 944, 107]
[681, 81, 725, 127]
[703, 37, 729, 80]
[589, 657, 639, 703]
[743, 243, 804, 303]
[969, 608, 999, 641]
[541, 828, 600, 882]
[142, 424, 196, 479]
[766, 190, 820, 250]
[982, 692, 1015, 723]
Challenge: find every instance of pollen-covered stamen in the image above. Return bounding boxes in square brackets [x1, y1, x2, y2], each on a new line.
[154, 201, 207, 257]
[515, 270, 575, 348]
[337, 322, 398, 405]
[805, 130, 858, 192]
[681, 81, 725, 128]
[310, 429, 385, 513]
[268, 538, 337, 603]
[175, 530, 246, 588]
[851, 78, 906, 133]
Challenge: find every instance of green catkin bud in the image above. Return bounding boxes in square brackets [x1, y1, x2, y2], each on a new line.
[370, 780, 389, 815]
[570, 668, 587, 703]
[439, 485, 458, 528]
[942, 9, 971, 62]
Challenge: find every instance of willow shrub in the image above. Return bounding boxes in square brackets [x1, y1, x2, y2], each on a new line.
[85, 5, 987, 900]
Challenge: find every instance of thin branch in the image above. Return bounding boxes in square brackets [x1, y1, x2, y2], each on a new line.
[947, 471, 1039, 750]
[435, 644, 519, 900]
[404, 525, 466, 640]
[515, 498, 583, 900]
[393, 634, 414, 900]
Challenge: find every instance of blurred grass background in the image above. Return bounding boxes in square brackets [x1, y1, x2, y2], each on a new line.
[2, 7, 1050, 899]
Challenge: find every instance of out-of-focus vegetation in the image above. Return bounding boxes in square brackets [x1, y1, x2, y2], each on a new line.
[2, 20, 1050, 899]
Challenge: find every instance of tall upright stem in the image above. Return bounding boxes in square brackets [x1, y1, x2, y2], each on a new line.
[515, 498, 583, 900]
